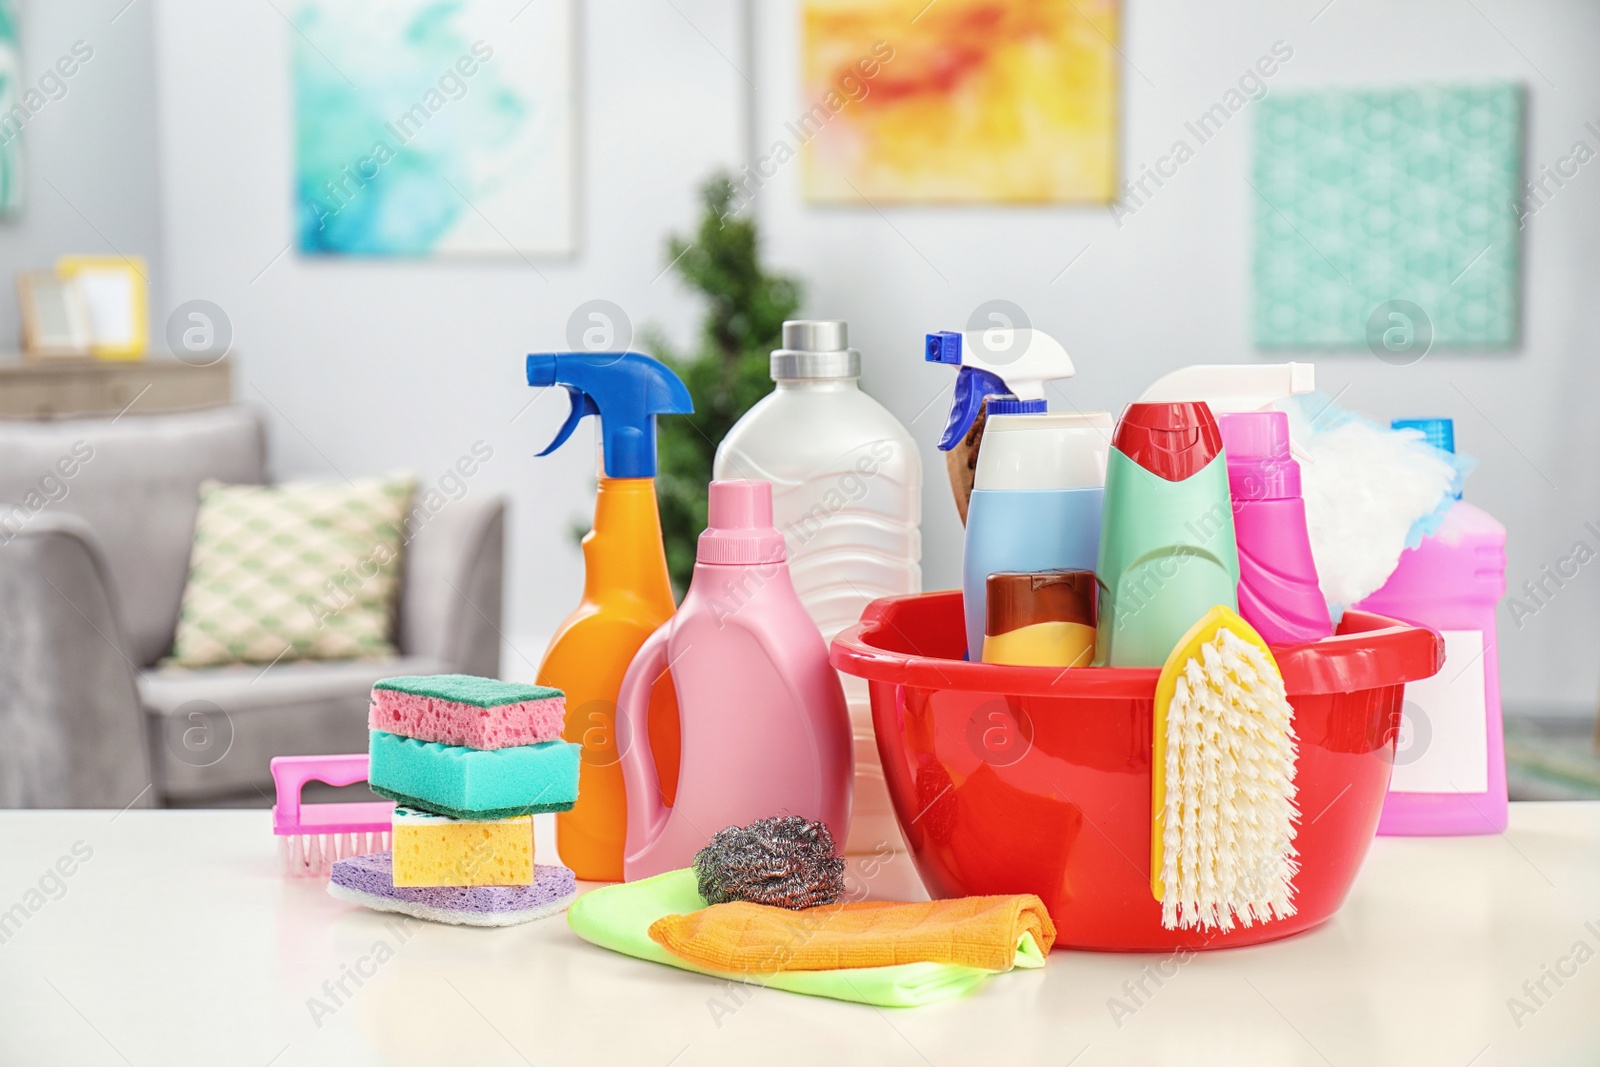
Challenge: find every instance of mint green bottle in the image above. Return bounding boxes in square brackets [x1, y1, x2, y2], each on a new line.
[1095, 401, 1240, 667]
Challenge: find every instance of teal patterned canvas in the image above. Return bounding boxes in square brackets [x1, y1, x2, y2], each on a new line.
[1253, 85, 1523, 350]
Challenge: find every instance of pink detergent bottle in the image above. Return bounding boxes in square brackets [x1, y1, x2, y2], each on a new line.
[617, 480, 853, 881]
[1218, 411, 1332, 645]
[1358, 418, 1508, 835]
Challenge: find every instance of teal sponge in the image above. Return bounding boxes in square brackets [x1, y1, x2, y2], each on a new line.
[368, 731, 579, 820]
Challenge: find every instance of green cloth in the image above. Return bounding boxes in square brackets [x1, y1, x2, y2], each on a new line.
[1253, 84, 1523, 350]
[372, 673, 562, 707]
[566, 869, 1044, 1008]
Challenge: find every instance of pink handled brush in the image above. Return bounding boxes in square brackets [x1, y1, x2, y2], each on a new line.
[271, 754, 394, 878]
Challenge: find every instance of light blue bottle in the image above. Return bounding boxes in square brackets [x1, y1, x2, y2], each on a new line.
[962, 404, 1113, 659]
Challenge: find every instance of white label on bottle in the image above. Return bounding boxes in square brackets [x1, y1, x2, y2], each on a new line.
[1389, 629, 1488, 794]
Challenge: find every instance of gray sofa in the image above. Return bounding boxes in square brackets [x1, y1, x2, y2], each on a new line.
[0, 406, 506, 809]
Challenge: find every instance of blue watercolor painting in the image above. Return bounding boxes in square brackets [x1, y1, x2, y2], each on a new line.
[292, 0, 574, 257]
[0, 2, 22, 214]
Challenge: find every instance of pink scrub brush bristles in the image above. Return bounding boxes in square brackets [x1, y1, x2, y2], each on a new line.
[271, 754, 394, 878]
[279, 830, 393, 879]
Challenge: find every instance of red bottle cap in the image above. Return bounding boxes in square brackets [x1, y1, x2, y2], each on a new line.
[1112, 401, 1223, 482]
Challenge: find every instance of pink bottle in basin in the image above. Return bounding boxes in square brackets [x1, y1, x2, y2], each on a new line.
[1217, 410, 1333, 645]
[617, 480, 853, 881]
[1358, 418, 1508, 835]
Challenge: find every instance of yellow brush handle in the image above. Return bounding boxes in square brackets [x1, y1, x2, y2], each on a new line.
[1150, 604, 1280, 902]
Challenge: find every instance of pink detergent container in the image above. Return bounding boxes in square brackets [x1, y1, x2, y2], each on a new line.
[1358, 418, 1508, 835]
[617, 480, 853, 881]
[1218, 411, 1332, 645]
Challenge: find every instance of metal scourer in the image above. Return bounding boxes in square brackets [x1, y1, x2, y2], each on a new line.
[693, 815, 846, 910]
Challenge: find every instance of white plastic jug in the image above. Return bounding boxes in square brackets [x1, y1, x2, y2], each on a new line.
[714, 320, 921, 855]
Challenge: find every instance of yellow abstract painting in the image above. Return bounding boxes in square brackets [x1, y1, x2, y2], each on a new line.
[801, 0, 1119, 203]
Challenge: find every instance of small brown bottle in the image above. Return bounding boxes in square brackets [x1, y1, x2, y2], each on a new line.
[982, 570, 1098, 668]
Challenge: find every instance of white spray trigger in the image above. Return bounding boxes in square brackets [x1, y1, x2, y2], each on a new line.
[954, 328, 1076, 401]
[1138, 363, 1315, 412]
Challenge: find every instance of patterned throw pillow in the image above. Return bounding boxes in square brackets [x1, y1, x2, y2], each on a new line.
[168, 477, 415, 667]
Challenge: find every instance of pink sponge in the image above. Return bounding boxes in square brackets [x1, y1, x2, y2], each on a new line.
[370, 675, 565, 750]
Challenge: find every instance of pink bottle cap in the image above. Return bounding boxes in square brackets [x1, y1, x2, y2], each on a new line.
[1218, 411, 1300, 501]
[697, 480, 787, 565]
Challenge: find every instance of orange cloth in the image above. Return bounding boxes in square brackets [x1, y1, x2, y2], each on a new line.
[647, 895, 1056, 974]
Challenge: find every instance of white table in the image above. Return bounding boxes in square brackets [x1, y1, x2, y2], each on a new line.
[0, 804, 1596, 1066]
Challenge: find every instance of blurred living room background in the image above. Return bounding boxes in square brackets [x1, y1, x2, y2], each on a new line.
[1, 0, 1597, 811]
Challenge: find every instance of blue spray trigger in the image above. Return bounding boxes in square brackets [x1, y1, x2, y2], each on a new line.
[938, 366, 1012, 451]
[537, 386, 602, 457]
[525, 352, 692, 478]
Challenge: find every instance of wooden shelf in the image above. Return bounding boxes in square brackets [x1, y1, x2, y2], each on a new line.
[0, 356, 233, 419]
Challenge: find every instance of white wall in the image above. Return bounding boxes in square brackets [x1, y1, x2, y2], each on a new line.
[749, 0, 1600, 717]
[0, 0, 166, 345]
[151, 0, 1600, 715]
[151, 0, 745, 679]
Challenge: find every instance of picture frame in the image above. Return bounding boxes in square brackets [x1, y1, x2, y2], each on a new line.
[16, 269, 93, 360]
[292, 0, 576, 259]
[56, 255, 149, 360]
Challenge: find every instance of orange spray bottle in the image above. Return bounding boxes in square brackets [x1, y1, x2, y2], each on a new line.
[526, 352, 692, 881]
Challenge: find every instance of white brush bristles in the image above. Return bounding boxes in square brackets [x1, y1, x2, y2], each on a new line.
[279, 831, 392, 879]
[1160, 628, 1299, 931]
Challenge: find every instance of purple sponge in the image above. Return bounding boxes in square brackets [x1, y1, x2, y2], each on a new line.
[327, 851, 576, 927]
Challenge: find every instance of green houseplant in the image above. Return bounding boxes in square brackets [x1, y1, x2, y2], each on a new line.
[645, 175, 803, 592]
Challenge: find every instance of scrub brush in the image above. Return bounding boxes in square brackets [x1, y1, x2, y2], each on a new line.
[271, 754, 393, 878]
[693, 815, 846, 910]
[1151, 606, 1300, 931]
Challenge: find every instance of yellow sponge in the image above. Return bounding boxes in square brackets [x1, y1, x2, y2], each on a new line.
[391, 806, 534, 887]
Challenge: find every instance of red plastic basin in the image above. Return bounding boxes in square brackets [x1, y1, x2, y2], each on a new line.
[830, 590, 1443, 951]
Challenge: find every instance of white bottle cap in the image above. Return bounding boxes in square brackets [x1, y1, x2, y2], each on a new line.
[974, 412, 1114, 491]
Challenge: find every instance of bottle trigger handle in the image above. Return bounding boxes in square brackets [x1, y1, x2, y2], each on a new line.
[938, 366, 1012, 451]
[537, 386, 601, 457]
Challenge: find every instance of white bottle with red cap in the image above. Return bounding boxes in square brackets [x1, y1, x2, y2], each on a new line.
[614, 479, 854, 881]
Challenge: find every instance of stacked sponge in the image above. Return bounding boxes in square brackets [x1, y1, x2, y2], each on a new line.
[327, 674, 580, 926]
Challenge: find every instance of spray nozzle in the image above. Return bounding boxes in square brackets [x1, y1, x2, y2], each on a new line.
[925, 328, 1077, 451]
[525, 352, 693, 479]
[925, 330, 963, 366]
[1137, 363, 1315, 410]
[1136, 362, 1316, 464]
